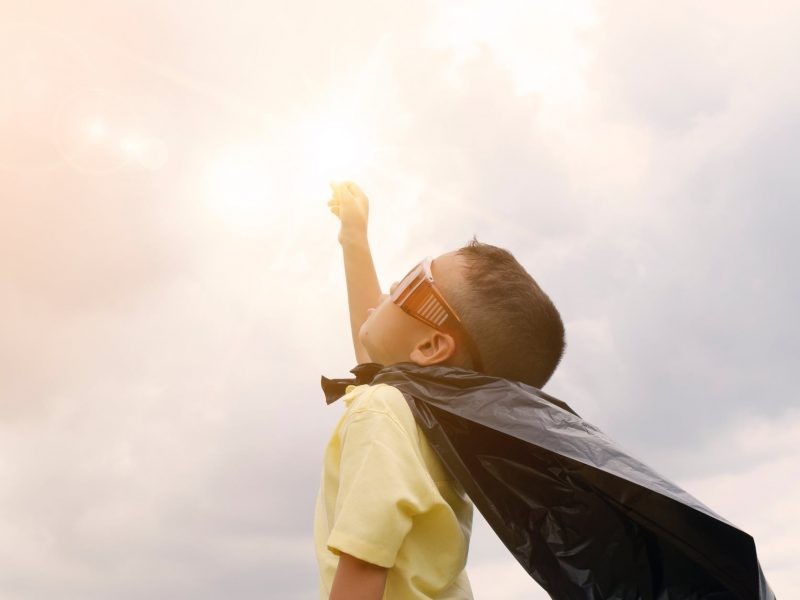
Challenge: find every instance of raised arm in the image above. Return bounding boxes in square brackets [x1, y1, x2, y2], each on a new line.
[328, 181, 382, 365]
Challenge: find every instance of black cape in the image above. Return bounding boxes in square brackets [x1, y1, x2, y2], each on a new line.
[321, 362, 776, 600]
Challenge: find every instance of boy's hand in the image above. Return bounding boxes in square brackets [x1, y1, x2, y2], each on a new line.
[328, 180, 369, 246]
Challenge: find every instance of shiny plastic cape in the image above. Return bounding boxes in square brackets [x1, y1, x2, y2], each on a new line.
[321, 362, 776, 600]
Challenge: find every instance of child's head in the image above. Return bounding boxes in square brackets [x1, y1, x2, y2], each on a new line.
[359, 236, 566, 389]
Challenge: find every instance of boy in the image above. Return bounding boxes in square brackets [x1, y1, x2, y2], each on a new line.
[315, 181, 566, 600]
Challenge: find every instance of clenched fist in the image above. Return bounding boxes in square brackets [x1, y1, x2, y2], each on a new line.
[328, 180, 370, 246]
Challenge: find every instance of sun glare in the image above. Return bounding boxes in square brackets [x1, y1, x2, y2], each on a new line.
[296, 106, 375, 193]
[202, 100, 379, 234]
[201, 38, 397, 237]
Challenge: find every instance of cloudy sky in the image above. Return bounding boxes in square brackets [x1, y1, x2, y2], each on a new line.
[1, 1, 797, 598]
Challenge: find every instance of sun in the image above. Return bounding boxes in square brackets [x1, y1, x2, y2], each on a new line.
[295, 101, 376, 193]
[288, 34, 397, 198]
[200, 35, 402, 244]
[290, 86, 381, 194]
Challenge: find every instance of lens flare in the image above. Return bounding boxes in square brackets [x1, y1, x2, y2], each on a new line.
[86, 118, 108, 142]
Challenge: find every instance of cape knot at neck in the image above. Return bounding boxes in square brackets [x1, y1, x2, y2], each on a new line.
[320, 362, 386, 405]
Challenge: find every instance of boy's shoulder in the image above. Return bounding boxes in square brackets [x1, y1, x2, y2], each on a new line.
[341, 382, 418, 436]
[339, 382, 458, 485]
[343, 382, 408, 414]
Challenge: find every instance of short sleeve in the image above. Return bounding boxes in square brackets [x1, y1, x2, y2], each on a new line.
[326, 409, 435, 568]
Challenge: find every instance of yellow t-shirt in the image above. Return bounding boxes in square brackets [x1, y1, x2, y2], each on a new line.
[314, 382, 474, 599]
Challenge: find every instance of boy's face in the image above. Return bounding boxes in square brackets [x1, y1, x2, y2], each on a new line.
[358, 250, 468, 367]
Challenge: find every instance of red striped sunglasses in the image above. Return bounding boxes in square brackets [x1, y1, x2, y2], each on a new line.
[390, 256, 484, 372]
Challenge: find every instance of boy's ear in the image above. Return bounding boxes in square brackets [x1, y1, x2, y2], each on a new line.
[409, 331, 457, 366]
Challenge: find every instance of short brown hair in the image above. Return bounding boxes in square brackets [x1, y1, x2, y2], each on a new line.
[450, 236, 566, 389]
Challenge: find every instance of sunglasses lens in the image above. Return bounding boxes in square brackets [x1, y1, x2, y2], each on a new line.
[389, 257, 483, 370]
[392, 262, 423, 301]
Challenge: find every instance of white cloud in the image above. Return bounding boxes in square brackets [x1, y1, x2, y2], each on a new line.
[678, 411, 800, 598]
[424, 1, 598, 111]
[467, 511, 551, 600]
[468, 558, 550, 600]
